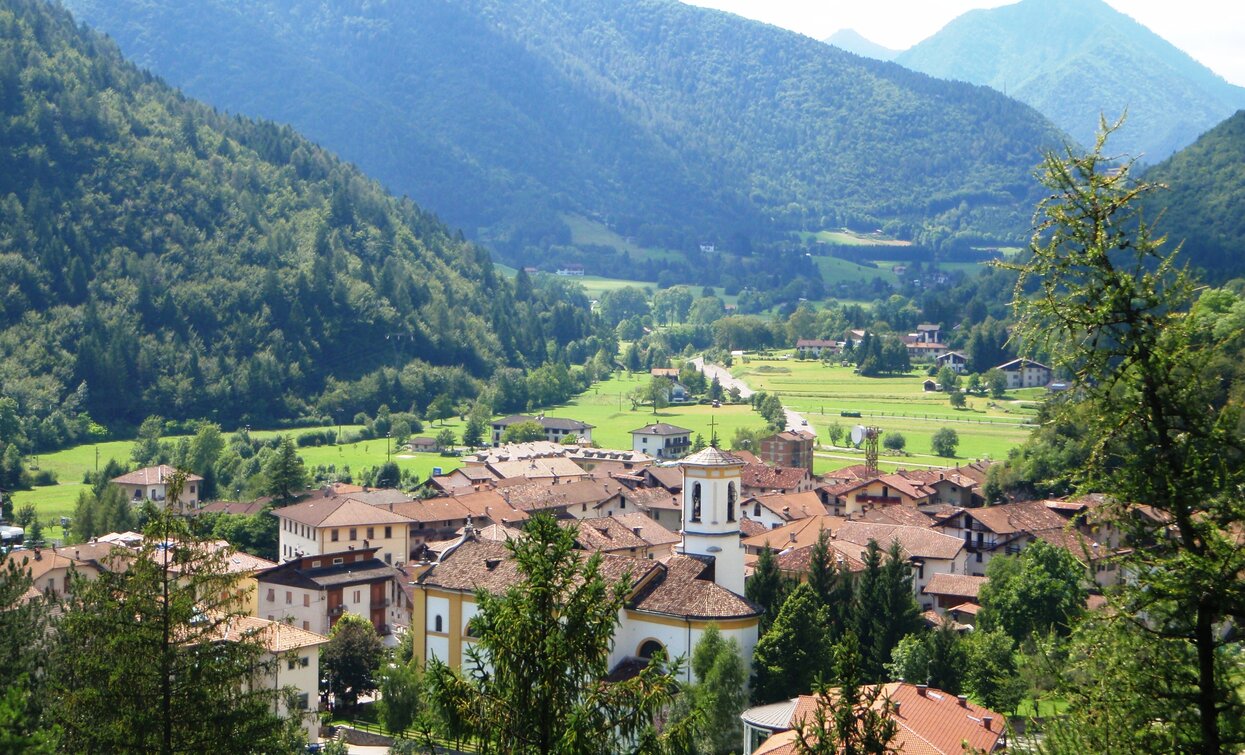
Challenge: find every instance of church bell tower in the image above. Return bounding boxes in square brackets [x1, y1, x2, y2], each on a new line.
[677, 446, 746, 595]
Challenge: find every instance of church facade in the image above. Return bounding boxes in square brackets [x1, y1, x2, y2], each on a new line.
[406, 446, 762, 681]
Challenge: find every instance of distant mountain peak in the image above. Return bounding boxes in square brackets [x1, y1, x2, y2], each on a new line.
[824, 29, 900, 61]
[897, 0, 1245, 161]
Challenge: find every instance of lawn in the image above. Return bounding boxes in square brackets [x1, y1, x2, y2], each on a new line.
[732, 357, 1038, 465]
[803, 229, 912, 247]
[811, 255, 898, 285]
[555, 372, 772, 451]
[10, 423, 466, 543]
[562, 213, 680, 262]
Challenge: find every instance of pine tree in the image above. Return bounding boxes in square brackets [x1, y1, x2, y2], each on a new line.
[688, 624, 748, 755]
[751, 583, 832, 704]
[265, 436, 306, 502]
[746, 547, 791, 634]
[791, 632, 900, 755]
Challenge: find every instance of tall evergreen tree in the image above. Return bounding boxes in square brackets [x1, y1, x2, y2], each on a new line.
[791, 632, 900, 755]
[687, 624, 748, 755]
[751, 583, 832, 704]
[852, 541, 921, 680]
[265, 436, 307, 502]
[46, 487, 298, 753]
[746, 547, 791, 635]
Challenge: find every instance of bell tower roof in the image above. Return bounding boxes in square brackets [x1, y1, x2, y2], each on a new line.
[680, 447, 744, 467]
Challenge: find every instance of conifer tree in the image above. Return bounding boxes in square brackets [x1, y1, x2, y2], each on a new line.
[265, 436, 307, 502]
[751, 582, 832, 704]
[746, 546, 791, 634]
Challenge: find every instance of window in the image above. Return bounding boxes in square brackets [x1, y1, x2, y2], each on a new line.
[727, 482, 737, 522]
[753, 501, 761, 517]
[266, 588, 275, 602]
[384, 526, 392, 538]
[349, 528, 357, 541]
[311, 560, 321, 568]
[333, 557, 344, 565]
[367, 527, 374, 539]
[296, 693, 309, 710]
[434, 615, 443, 633]
[304, 594, 310, 607]
[384, 553, 392, 564]
[288, 658, 298, 670]
[331, 529, 339, 542]
[353, 590, 360, 603]
[638, 639, 665, 659]
[691, 482, 702, 522]
[285, 591, 292, 605]
[302, 621, 310, 630]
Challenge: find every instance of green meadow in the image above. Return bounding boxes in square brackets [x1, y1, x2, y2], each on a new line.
[731, 357, 1038, 469]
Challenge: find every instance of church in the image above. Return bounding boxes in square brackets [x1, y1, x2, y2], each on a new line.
[406, 446, 762, 680]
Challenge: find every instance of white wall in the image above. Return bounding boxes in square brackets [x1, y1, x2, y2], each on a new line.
[278, 519, 320, 563]
[258, 584, 328, 635]
[268, 647, 322, 742]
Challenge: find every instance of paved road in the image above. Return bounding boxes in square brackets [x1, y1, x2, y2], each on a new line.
[693, 357, 814, 436]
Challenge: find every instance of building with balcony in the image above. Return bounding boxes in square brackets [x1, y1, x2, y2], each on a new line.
[255, 547, 405, 639]
[111, 465, 204, 511]
[630, 423, 692, 460]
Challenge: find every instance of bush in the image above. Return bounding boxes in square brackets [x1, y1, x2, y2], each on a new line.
[883, 432, 906, 451]
[296, 429, 337, 447]
[31, 469, 58, 486]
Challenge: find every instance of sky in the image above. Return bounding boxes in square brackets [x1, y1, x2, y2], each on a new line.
[682, 0, 1245, 87]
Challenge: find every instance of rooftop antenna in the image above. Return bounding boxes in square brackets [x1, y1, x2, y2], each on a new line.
[864, 426, 882, 476]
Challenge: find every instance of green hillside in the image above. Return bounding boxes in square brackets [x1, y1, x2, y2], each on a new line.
[897, 0, 1245, 162]
[1145, 110, 1245, 280]
[61, 0, 1064, 263]
[0, 0, 589, 447]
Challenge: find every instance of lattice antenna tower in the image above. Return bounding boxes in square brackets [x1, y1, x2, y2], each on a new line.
[864, 426, 881, 476]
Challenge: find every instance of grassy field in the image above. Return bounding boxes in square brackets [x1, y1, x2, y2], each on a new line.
[732, 357, 1038, 468]
[556, 372, 771, 450]
[812, 255, 899, 285]
[562, 214, 680, 262]
[10, 423, 465, 543]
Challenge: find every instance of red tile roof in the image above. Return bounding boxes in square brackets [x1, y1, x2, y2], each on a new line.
[923, 573, 988, 600]
[742, 464, 810, 492]
[111, 464, 203, 486]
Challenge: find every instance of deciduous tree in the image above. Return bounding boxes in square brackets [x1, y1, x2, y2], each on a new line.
[322, 613, 383, 712]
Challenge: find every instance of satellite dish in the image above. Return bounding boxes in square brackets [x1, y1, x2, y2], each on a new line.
[850, 425, 865, 445]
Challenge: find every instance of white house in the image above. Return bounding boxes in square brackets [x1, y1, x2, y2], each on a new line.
[995, 358, 1052, 389]
[219, 616, 328, 742]
[256, 547, 406, 640]
[111, 465, 204, 511]
[630, 423, 692, 460]
[489, 415, 594, 446]
[935, 351, 968, 374]
[274, 496, 412, 565]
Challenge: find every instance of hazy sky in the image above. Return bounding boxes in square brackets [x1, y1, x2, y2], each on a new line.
[683, 1, 1245, 87]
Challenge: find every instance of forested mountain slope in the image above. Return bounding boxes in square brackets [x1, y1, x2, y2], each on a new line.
[824, 30, 900, 62]
[1145, 111, 1245, 281]
[0, 0, 582, 446]
[897, 0, 1245, 163]
[61, 0, 1064, 256]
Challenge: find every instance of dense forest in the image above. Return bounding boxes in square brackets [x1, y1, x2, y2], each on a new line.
[897, 0, 1245, 162]
[1144, 110, 1245, 280]
[0, 0, 605, 451]
[60, 0, 1065, 261]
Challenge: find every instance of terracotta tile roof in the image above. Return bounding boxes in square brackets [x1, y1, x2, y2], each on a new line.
[822, 463, 875, 482]
[947, 601, 981, 616]
[742, 515, 848, 552]
[13, 548, 88, 583]
[749, 683, 1005, 755]
[468, 441, 566, 463]
[491, 479, 621, 514]
[621, 486, 682, 511]
[738, 517, 768, 537]
[731, 449, 763, 465]
[111, 464, 203, 486]
[348, 489, 415, 506]
[451, 490, 531, 522]
[967, 500, 1070, 536]
[388, 497, 474, 524]
[274, 497, 413, 528]
[742, 464, 810, 492]
[773, 542, 866, 574]
[643, 466, 684, 492]
[487, 457, 588, 481]
[858, 505, 935, 528]
[419, 536, 652, 596]
[492, 415, 594, 431]
[923, 573, 988, 600]
[836, 522, 964, 561]
[682, 447, 746, 467]
[198, 500, 269, 516]
[749, 492, 831, 521]
[565, 517, 652, 553]
[612, 513, 680, 547]
[258, 551, 399, 590]
[629, 555, 762, 620]
[219, 615, 328, 653]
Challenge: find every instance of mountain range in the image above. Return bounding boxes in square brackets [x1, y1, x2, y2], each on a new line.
[0, 0, 574, 439]
[896, 0, 1245, 162]
[59, 0, 1066, 259]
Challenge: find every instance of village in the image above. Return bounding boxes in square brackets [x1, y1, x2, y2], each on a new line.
[3, 351, 1119, 754]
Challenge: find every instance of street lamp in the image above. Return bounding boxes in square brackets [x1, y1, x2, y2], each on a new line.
[386, 431, 391, 462]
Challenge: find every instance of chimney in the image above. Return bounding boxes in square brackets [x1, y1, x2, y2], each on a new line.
[982, 715, 993, 730]
[485, 558, 501, 570]
[632, 527, 642, 537]
[916, 684, 928, 696]
[892, 701, 901, 716]
[957, 695, 968, 707]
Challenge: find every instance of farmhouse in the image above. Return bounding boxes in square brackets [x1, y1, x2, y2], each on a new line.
[936, 351, 969, 373]
[923, 572, 989, 612]
[995, 358, 1052, 389]
[794, 338, 837, 358]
